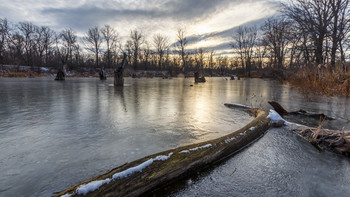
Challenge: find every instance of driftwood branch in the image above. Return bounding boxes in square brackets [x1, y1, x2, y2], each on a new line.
[268, 101, 335, 120]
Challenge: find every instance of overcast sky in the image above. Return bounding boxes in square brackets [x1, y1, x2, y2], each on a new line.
[0, 0, 282, 54]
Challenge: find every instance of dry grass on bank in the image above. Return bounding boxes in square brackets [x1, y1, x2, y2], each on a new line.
[0, 71, 46, 78]
[286, 67, 350, 96]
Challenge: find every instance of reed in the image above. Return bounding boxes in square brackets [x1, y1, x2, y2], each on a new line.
[286, 66, 350, 96]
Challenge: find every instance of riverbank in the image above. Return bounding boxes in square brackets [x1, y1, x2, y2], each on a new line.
[285, 67, 350, 97]
[0, 64, 208, 79]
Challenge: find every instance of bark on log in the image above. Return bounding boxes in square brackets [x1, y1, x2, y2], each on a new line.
[268, 101, 288, 115]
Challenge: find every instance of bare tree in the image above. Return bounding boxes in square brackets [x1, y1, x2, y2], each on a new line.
[176, 28, 188, 73]
[130, 29, 143, 70]
[84, 26, 103, 68]
[255, 40, 266, 69]
[329, 0, 350, 70]
[18, 22, 37, 67]
[60, 28, 77, 66]
[208, 50, 215, 76]
[33, 26, 55, 67]
[41, 26, 55, 66]
[283, 0, 333, 65]
[0, 18, 9, 64]
[142, 41, 152, 70]
[124, 40, 133, 67]
[194, 48, 206, 72]
[261, 17, 291, 69]
[232, 26, 257, 77]
[101, 25, 119, 68]
[153, 33, 169, 70]
[216, 55, 228, 75]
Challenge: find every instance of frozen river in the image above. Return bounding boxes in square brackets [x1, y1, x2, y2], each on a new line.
[0, 77, 349, 196]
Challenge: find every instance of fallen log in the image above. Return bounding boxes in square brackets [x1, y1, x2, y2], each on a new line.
[268, 101, 336, 120]
[54, 105, 271, 197]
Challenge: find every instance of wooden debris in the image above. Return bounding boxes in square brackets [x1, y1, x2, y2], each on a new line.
[268, 101, 288, 115]
[268, 101, 335, 120]
[291, 122, 350, 157]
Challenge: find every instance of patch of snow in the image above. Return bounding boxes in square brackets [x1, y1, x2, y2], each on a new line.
[60, 193, 72, 197]
[40, 67, 49, 71]
[112, 152, 173, 180]
[189, 144, 212, 151]
[154, 152, 173, 161]
[267, 110, 286, 124]
[180, 144, 212, 154]
[225, 137, 236, 143]
[112, 159, 154, 180]
[249, 127, 255, 131]
[186, 179, 193, 186]
[226, 103, 250, 108]
[76, 179, 111, 195]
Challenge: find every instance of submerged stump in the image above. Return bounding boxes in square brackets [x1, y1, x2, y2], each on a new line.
[55, 70, 65, 81]
[194, 71, 206, 83]
[114, 53, 127, 86]
[99, 68, 107, 80]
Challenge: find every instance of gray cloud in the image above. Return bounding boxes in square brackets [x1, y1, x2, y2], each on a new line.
[1, 0, 281, 53]
[172, 17, 269, 50]
[40, 0, 262, 31]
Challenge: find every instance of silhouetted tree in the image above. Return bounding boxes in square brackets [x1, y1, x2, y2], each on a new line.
[130, 29, 143, 70]
[84, 26, 102, 68]
[176, 28, 188, 73]
[153, 33, 169, 70]
[101, 25, 119, 68]
[232, 26, 257, 77]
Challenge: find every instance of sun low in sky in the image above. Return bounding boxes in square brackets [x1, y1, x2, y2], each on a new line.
[1, 0, 280, 53]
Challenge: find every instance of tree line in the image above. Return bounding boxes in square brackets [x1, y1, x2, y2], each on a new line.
[0, 0, 349, 76]
[0, 19, 222, 75]
[233, 0, 350, 77]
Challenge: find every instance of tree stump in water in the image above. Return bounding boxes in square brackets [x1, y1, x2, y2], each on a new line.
[55, 70, 65, 80]
[114, 53, 127, 86]
[99, 68, 107, 80]
[194, 71, 206, 83]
